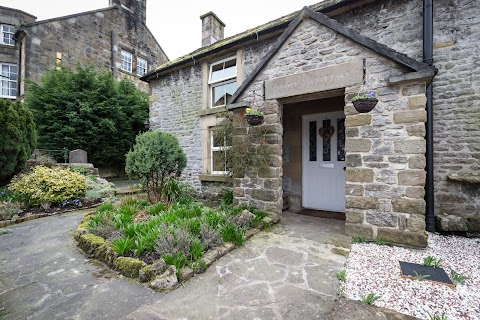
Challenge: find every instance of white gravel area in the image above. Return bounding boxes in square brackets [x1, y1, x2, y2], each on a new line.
[344, 233, 480, 320]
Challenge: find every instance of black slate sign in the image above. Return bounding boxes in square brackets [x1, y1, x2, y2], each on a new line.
[399, 261, 455, 288]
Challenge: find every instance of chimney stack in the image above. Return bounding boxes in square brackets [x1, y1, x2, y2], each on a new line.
[110, 0, 147, 25]
[200, 12, 225, 47]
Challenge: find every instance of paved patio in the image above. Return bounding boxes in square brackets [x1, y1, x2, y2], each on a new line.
[0, 210, 412, 319]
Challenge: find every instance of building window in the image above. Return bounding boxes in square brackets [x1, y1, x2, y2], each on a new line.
[1, 24, 15, 46]
[121, 50, 133, 73]
[0, 63, 17, 99]
[136, 57, 148, 76]
[209, 56, 237, 108]
[210, 127, 231, 174]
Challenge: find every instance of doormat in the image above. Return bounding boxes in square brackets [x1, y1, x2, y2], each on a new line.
[399, 261, 455, 289]
[296, 209, 345, 221]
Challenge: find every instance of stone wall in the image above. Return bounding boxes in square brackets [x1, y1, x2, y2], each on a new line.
[21, 6, 167, 93]
[150, 65, 204, 190]
[337, 0, 480, 232]
[149, 40, 277, 197]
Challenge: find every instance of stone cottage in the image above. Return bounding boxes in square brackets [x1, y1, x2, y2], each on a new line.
[0, 0, 168, 100]
[142, 0, 480, 247]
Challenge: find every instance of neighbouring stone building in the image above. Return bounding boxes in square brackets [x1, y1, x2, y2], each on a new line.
[0, 0, 168, 100]
[142, 0, 480, 246]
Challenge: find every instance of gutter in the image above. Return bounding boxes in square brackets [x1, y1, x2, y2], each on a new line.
[424, 0, 435, 232]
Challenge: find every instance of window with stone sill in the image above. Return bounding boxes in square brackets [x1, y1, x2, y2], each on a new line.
[1, 24, 15, 46]
[136, 57, 148, 76]
[209, 56, 237, 108]
[0, 63, 17, 99]
[210, 127, 231, 174]
[121, 50, 133, 73]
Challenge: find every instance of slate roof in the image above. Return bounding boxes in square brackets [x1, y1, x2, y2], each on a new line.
[141, 0, 358, 80]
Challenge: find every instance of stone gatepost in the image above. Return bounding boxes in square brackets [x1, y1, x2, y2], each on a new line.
[344, 80, 428, 247]
[69, 149, 88, 164]
[231, 101, 283, 223]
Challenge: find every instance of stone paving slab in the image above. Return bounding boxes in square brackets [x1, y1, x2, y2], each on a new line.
[0, 209, 410, 319]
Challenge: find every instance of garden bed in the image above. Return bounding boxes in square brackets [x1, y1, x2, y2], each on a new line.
[75, 199, 275, 291]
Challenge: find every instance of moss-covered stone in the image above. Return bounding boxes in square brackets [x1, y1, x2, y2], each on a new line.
[78, 234, 105, 255]
[94, 243, 117, 268]
[75, 213, 94, 239]
[114, 257, 146, 278]
[138, 260, 167, 283]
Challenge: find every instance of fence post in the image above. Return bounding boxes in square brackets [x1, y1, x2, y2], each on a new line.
[63, 147, 68, 163]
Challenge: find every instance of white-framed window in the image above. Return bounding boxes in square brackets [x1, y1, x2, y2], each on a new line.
[121, 50, 133, 73]
[209, 56, 237, 108]
[0, 63, 17, 99]
[136, 57, 148, 76]
[210, 127, 231, 174]
[1, 24, 15, 46]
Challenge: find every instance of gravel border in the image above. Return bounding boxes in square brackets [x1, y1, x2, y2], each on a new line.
[344, 233, 480, 320]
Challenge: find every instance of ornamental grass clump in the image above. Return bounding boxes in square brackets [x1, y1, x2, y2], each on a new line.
[9, 166, 87, 207]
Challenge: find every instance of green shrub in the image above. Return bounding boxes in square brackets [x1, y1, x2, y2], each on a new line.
[125, 131, 187, 203]
[9, 166, 87, 206]
[25, 65, 148, 168]
[0, 99, 37, 185]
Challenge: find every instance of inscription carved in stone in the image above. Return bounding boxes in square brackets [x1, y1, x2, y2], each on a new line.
[264, 60, 363, 100]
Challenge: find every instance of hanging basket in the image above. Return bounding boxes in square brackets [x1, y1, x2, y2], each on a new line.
[352, 98, 378, 113]
[245, 114, 264, 126]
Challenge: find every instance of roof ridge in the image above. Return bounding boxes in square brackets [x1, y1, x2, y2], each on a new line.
[228, 6, 433, 104]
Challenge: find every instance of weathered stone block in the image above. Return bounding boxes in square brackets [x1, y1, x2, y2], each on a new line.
[406, 124, 426, 137]
[345, 114, 372, 127]
[392, 198, 425, 214]
[251, 189, 277, 202]
[345, 223, 373, 239]
[406, 187, 425, 199]
[406, 214, 426, 232]
[114, 257, 146, 278]
[377, 228, 427, 247]
[408, 95, 427, 109]
[345, 128, 359, 138]
[393, 110, 427, 124]
[346, 168, 374, 183]
[408, 155, 426, 169]
[346, 184, 364, 196]
[436, 213, 468, 232]
[346, 139, 372, 152]
[366, 212, 398, 227]
[398, 170, 426, 186]
[345, 210, 364, 223]
[346, 154, 362, 167]
[394, 140, 426, 154]
[346, 196, 378, 209]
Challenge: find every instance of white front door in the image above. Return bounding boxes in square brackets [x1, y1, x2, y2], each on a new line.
[302, 112, 346, 212]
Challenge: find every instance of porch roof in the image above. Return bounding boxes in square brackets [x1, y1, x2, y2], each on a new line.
[228, 6, 435, 104]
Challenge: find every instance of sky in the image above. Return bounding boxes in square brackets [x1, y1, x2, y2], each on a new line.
[3, 0, 320, 60]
